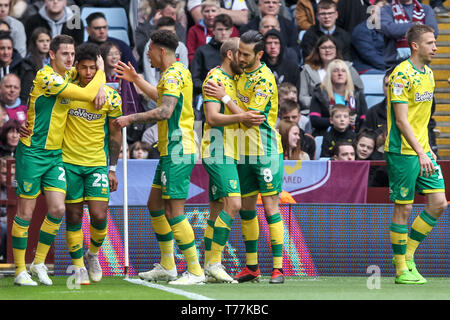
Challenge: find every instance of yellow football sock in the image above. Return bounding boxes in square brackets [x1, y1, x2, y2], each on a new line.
[240, 210, 259, 266]
[12, 216, 30, 276]
[89, 220, 107, 255]
[209, 210, 233, 265]
[34, 213, 62, 265]
[390, 222, 408, 276]
[169, 214, 202, 276]
[406, 210, 437, 261]
[203, 219, 214, 266]
[266, 213, 284, 269]
[66, 222, 85, 267]
[150, 210, 175, 270]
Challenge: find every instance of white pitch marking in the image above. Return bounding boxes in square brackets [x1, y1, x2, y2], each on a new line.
[125, 278, 214, 300]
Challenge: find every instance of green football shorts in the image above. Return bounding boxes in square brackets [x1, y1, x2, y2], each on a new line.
[386, 151, 445, 204]
[237, 154, 283, 198]
[15, 142, 66, 198]
[64, 162, 109, 203]
[202, 156, 241, 202]
[152, 154, 195, 199]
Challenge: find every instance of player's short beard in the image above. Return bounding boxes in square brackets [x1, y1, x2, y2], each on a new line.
[230, 59, 243, 75]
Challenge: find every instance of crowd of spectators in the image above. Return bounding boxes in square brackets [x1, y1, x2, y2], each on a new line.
[0, 0, 444, 167]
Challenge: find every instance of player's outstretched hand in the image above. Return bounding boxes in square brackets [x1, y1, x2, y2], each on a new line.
[19, 122, 30, 138]
[114, 61, 138, 83]
[108, 171, 118, 192]
[113, 115, 132, 129]
[96, 55, 104, 72]
[418, 152, 435, 177]
[204, 80, 226, 99]
[241, 110, 266, 127]
[94, 85, 106, 110]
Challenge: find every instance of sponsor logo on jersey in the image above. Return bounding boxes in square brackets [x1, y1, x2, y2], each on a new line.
[68, 108, 102, 121]
[415, 91, 433, 102]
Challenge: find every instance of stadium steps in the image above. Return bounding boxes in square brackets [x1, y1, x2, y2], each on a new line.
[432, 11, 450, 159]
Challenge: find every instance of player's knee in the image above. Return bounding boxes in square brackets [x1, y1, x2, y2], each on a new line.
[48, 204, 66, 218]
[224, 197, 241, 216]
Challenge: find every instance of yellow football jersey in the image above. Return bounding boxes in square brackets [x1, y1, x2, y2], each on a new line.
[21, 64, 106, 150]
[201, 67, 239, 160]
[157, 61, 196, 157]
[62, 84, 122, 166]
[236, 63, 282, 156]
[385, 59, 434, 155]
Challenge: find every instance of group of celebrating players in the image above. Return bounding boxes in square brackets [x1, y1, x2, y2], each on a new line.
[10, 22, 447, 287]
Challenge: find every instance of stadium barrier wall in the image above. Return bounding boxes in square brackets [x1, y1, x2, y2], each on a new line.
[53, 204, 450, 277]
[5, 160, 450, 267]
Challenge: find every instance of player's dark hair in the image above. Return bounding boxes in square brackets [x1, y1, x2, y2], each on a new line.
[150, 29, 179, 52]
[50, 34, 75, 53]
[86, 12, 106, 27]
[240, 30, 264, 54]
[213, 13, 233, 29]
[156, 16, 176, 29]
[75, 42, 100, 63]
[406, 24, 435, 48]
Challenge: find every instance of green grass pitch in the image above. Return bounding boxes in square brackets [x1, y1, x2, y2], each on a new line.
[1, 276, 449, 300]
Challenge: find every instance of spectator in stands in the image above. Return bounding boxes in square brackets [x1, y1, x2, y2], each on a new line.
[100, 41, 122, 90]
[354, 127, 378, 160]
[279, 82, 312, 135]
[331, 140, 355, 160]
[300, 35, 362, 116]
[191, 13, 234, 97]
[0, 104, 7, 126]
[380, 0, 438, 69]
[0, 73, 26, 123]
[351, 0, 387, 74]
[320, 104, 355, 158]
[142, 17, 188, 110]
[25, 27, 51, 73]
[278, 119, 310, 160]
[135, 0, 186, 61]
[0, 0, 26, 57]
[186, 0, 239, 65]
[86, 11, 137, 69]
[0, 118, 19, 157]
[261, 28, 300, 92]
[309, 59, 367, 136]
[25, 0, 84, 46]
[240, 0, 298, 57]
[336, 0, 371, 34]
[258, 14, 280, 35]
[187, 0, 250, 26]
[279, 99, 316, 159]
[300, 0, 352, 61]
[0, 31, 34, 102]
[130, 141, 152, 159]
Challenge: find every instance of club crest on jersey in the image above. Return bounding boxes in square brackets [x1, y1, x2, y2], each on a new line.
[244, 80, 253, 90]
[400, 187, 409, 198]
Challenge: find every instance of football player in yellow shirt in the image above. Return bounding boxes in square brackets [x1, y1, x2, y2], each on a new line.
[113, 29, 205, 285]
[62, 43, 122, 285]
[386, 24, 447, 284]
[12, 35, 106, 286]
[201, 37, 265, 283]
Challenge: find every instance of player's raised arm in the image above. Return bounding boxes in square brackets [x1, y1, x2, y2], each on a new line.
[58, 68, 106, 102]
[113, 95, 177, 129]
[114, 61, 158, 101]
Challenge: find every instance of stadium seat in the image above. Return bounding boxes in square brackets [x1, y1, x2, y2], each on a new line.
[81, 6, 130, 44]
[314, 135, 323, 160]
[360, 73, 385, 109]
